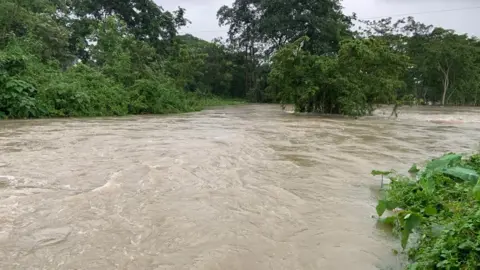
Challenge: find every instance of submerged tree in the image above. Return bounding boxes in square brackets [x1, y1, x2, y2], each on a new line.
[217, 0, 353, 102]
[267, 36, 409, 116]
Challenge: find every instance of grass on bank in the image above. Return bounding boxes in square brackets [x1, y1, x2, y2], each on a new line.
[373, 153, 480, 269]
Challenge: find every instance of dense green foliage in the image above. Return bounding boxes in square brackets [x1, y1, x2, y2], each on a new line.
[359, 17, 480, 107]
[0, 0, 244, 119]
[375, 153, 480, 269]
[1, 0, 479, 118]
[267, 36, 409, 115]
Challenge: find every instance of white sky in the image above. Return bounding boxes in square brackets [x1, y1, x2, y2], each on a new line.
[158, 0, 480, 41]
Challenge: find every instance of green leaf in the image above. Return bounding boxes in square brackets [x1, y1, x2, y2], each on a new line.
[425, 154, 462, 173]
[419, 177, 436, 193]
[408, 163, 420, 174]
[458, 241, 473, 249]
[379, 216, 397, 226]
[371, 170, 392, 176]
[443, 167, 479, 183]
[386, 200, 398, 211]
[473, 182, 480, 201]
[376, 200, 387, 216]
[401, 228, 410, 249]
[404, 212, 422, 231]
[408, 263, 419, 270]
[425, 205, 437, 216]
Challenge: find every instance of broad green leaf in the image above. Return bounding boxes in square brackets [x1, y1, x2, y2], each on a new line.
[443, 167, 479, 183]
[386, 200, 398, 211]
[371, 170, 392, 176]
[376, 200, 398, 216]
[425, 154, 462, 173]
[424, 205, 437, 216]
[379, 216, 397, 226]
[408, 163, 420, 174]
[408, 263, 419, 270]
[401, 228, 410, 249]
[404, 212, 422, 232]
[419, 177, 436, 193]
[376, 200, 387, 216]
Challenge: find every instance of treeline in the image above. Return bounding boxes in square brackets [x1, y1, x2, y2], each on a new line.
[1, 0, 479, 118]
[218, 0, 480, 115]
[0, 0, 246, 119]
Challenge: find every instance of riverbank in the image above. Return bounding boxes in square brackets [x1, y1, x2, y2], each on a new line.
[375, 153, 480, 269]
[0, 93, 245, 120]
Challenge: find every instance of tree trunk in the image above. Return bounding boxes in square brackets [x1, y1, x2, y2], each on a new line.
[244, 44, 249, 97]
[250, 39, 256, 101]
[441, 75, 449, 106]
[439, 64, 450, 106]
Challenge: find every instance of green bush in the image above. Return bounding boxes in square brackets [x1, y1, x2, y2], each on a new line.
[0, 45, 43, 118]
[0, 14, 243, 120]
[129, 78, 188, 114]
[375, 153, 480, 269]
[0, 77, 41, 118]
[40, 64, 129, 117]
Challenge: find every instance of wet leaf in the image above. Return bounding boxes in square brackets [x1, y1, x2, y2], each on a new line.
[379, 216, 397, 226]
[425, 205, 437, 216]
[425, 154, 462, 173]
[401, 228, 410, 249]
[443, 167, 479, 183]
[376, 200, 387, 216]
[473, 182, 480, 201]
[386, 200, 398, 210]
[419, 177, 435, 193]
[372, 170, 392, 176]
[408, 263, 419, 270]
[404, 212, 422, 231]
[408, 163, 420, 174]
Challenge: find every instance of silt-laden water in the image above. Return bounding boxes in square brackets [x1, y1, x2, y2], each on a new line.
[1, 105, 479, 269]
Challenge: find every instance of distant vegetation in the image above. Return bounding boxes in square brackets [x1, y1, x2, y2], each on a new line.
[0, 0, 247, 119]
[1, 0, 479, 118]
[218, 0, 480, 115]
[374, 153, 480, 269]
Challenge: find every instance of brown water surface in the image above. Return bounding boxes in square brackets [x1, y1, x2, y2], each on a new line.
[1, 104, 479, 269]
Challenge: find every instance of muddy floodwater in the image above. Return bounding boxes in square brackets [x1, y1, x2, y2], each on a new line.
[1, 105, 479, 270]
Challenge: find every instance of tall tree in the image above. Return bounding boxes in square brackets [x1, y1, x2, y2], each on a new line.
[217, 0, 353, 102]
[66, 0, 188, 60]
[267, 36, 409, 115]
[218, 0, 352, 56]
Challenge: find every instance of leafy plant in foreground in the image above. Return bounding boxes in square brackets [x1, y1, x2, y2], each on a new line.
[374, 153, 480, 269]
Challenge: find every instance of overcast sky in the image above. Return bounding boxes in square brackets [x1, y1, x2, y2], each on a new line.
[158, 0, 480, 41]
